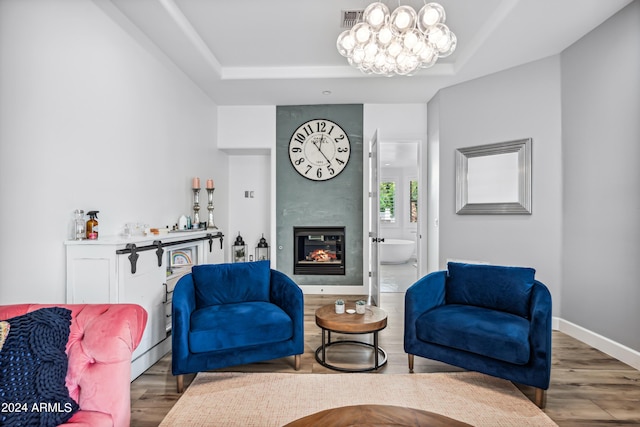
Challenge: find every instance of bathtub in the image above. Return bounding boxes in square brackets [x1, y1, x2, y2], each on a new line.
[379, 239, 415, 264]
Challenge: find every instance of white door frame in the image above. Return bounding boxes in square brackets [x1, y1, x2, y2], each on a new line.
[365, 138, 425, 295]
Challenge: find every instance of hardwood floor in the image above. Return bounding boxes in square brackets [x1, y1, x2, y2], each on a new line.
[131, 293, 640, 426]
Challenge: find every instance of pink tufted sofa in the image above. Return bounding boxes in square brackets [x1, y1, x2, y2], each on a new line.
[0, 304, 147, 427]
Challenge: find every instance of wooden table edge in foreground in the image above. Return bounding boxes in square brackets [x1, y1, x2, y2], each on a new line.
[283, 404, 474, 427]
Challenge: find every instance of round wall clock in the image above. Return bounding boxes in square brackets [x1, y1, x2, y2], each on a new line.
[288, 119, 351, 181]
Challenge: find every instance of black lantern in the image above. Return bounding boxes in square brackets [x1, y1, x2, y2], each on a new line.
[255, 234, 270, 261]
[232, 233, 246, 263]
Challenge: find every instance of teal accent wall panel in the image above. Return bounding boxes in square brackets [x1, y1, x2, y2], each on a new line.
[276, 105, 364, 286]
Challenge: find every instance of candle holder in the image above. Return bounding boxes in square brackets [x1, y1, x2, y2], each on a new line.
[192, 188, 201, 225]
[206, 188, 218, 229]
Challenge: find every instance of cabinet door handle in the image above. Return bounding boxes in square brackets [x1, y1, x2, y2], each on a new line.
[163, 283, 174, 303]
[210, 233, 224, 251]
[154, 240, 164, 267]
[127, 244, 139, 274]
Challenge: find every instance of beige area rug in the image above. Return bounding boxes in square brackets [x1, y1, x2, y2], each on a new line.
[160, 372, 557, 426]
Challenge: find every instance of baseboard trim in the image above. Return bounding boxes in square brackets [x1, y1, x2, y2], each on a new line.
[300, 285, 368, 295]
[131, 336, 172, 381]
[556, 317, 640, 371]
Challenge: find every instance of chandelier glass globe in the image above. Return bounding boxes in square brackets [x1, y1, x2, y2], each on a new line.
[418, 2, 446, 30]
[390, 5, 417, 33]
[337, 2, 456, 77]
[363, 2, 389, 29]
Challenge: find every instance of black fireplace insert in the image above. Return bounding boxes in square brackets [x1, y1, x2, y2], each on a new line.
[293, 226, 345, 275]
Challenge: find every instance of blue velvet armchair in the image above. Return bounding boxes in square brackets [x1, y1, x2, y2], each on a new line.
[172, 260, 304, 392]
[404, 262, 552, 407]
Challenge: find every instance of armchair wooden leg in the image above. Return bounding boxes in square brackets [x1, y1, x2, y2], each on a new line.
[176, 375, 184, 393]
[294, 354, 301, 370]
[408, 354, 414, 373]
[535, 388, 547, 409]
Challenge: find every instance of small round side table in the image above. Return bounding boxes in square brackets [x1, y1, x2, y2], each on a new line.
[314, 303, 387, 372]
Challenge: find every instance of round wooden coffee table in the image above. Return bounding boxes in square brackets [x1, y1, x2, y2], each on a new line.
[284, 404, 473, 427]
[314, 303, 387, 372]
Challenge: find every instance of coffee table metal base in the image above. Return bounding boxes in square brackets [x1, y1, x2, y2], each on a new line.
[315, 329, 388, 372]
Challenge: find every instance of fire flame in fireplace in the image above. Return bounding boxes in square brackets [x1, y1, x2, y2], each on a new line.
[307, 249, 337, 262]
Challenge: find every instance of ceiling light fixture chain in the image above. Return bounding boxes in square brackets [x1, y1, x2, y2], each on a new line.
[337, 1, 456, 76]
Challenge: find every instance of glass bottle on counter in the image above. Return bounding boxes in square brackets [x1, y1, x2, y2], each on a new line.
[74, 209, 85, 240]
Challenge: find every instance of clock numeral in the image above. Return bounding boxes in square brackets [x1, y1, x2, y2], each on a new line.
[315, 121, 336, 136]
[303, 124, 313, 136]
[305, 165, 312, 175]
[295, 158, 305, 166]
[335, 158, 346, 166]
[335, 134, 346, 141]
[337, 147, 349, 153]
[328, 166, 335, 176]
[316, 168, 323, 179]
[294, 133, 306, 144]
[291, 147, 302, 153]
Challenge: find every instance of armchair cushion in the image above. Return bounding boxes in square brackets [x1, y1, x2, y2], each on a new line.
[416, 304, 531, 364]
[193, 260, 270, 307]
[0, 307, 80, 427]
[446, 262, 535, 318]
[190, 301, 293, 353]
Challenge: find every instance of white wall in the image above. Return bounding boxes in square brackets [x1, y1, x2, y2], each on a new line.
[0, 0, 227, 303]
[430, 56, 564, 316]
[226, 155, 272, 262]
[561, 0, 640, 352]
[218, 106, 276, 152]
[218, 106, 275, 263]
[363, 104, 428, 144]
[426, 93, 441, 274]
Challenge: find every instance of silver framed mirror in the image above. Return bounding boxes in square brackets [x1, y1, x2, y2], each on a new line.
[456, 138, 532, 214]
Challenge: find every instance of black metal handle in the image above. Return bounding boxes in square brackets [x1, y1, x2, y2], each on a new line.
[126, 244, 139, 274]
[116, 232, 224, 255]
[116, 232, 224, 274]
[154, 240, 164, 267]
[163, 283, 174, 303]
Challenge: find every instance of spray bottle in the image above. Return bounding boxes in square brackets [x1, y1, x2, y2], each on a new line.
[86, 211, 99, 240]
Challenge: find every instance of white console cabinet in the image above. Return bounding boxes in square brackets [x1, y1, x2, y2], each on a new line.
[65, 230, 224, 380]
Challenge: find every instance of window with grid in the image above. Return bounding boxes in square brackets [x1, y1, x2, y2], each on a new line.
[379, 181, 396, 223]
[410, 180, 418, 223]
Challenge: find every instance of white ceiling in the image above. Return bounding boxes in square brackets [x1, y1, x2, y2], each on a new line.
[96, 0, 632, 106]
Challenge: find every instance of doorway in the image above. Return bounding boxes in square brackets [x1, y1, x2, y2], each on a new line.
[378, 141, 419, 293]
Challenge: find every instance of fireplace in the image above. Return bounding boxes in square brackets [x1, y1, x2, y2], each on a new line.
[293, 227, 345, 275]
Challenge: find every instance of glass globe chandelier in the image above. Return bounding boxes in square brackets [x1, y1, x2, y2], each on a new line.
[337, 2, 456, 76]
